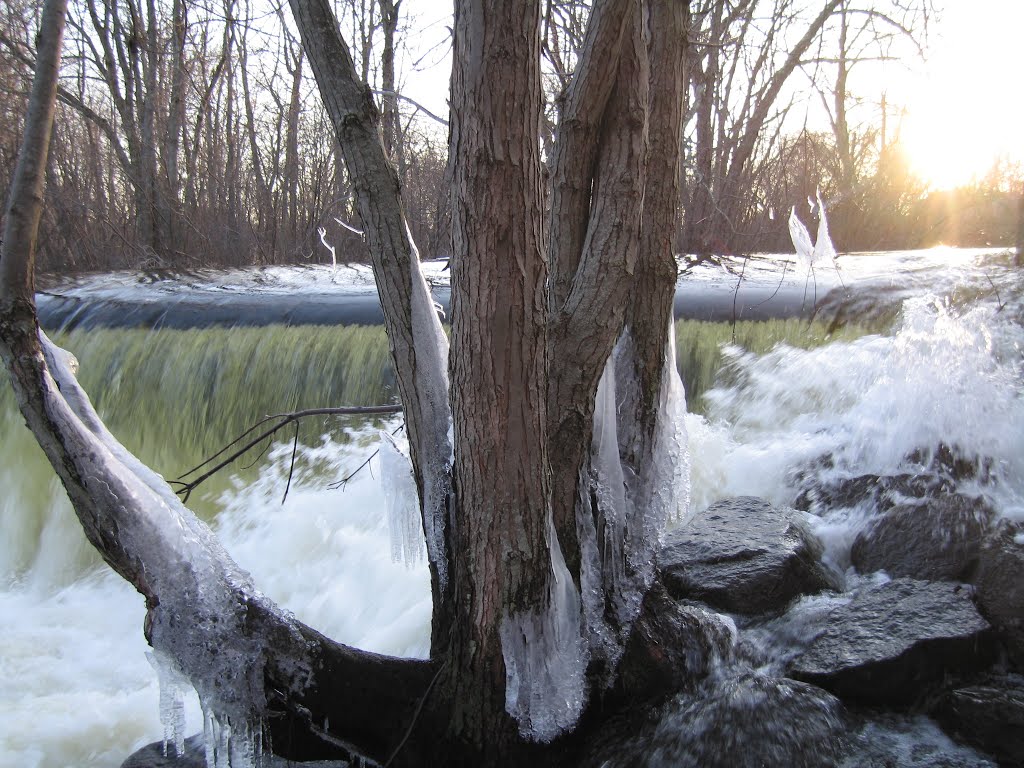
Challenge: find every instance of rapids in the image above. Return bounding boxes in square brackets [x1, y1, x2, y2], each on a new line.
[1, 247, 1019, 767]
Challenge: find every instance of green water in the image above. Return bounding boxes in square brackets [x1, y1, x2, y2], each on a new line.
[1, 324, 396, 584]
[1, 318, 871, 585]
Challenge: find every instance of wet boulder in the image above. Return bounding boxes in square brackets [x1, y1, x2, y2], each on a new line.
[789, 578, 995, 706]
[614, 582, 737, 703]
[843, 713, 998, 768]
[121, 735, 205, 768]
[850, 493, 994, 582]
[933, 673, 1024, 767]
[793, 444, 992, 517]
[973, 520, 1024, 669]
[659, 496, 839, 615]
[794, 470, 954, 516]
[597, 672, 847, 768]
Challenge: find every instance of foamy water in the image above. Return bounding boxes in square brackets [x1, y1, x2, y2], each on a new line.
[686, 295, 1024, 583]
[0, 424, 431, 768]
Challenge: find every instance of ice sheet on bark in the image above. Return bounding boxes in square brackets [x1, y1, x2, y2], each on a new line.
[577, 327, 691, 669]
[378, 431, 425, 565]
[405, 225, 453, 590]
[500, 520, 588, 742]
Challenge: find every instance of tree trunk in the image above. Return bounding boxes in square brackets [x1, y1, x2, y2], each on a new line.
[2, 0, 693, 765]
[162, 0, 187, 250]
[444, 0, 556, 753]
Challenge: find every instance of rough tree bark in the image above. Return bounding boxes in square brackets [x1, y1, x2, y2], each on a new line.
[1, 0, 691, 765]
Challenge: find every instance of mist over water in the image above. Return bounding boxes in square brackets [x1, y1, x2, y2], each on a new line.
[1, 248, 1020, 767]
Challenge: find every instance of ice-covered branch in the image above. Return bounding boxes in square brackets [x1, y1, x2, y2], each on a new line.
[317, 226, 337, 270]
[291, 0, 454, 642]
[16, 332, 433, 764]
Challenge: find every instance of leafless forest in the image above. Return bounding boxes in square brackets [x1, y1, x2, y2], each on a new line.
[0, 0, 1018, 273]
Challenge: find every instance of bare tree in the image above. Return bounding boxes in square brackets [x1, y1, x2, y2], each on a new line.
[2, 0, 692, 765]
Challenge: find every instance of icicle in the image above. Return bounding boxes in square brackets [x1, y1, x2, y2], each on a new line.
[790, 194, 839, 276]
[202, 705, 264, 768]
[148, 650, 189, 758]
[590, 354, 630, 623]
[812, 191, 838, 267]
[576, 327, 692, 673]
[654, 317, 692, 532]
[500, 518, 588, 742]
[378, 431, 425, 565]
[788, 207, 815, 273]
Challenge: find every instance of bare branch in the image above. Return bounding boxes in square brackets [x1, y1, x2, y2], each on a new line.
[371, 87, 449, 126]
[170, 404, 404, 502]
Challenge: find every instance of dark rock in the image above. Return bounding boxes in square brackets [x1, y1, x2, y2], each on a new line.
[789, 578, 995, 705]
[792, 444, 993, 517]
[973, 520, 1024, 669]
[614, 582, 736, 703]
[933, 673, 1024, 767]
[659, 496, 839, 615]
[844, 713, 998, 767]
[594, 672, 847, 768]
[794, 470, 955, 516]
[906, 443, 995, 486]
[851, 493, 995, 582]
[121, 735, 205, 768]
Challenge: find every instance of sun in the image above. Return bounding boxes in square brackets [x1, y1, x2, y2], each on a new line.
[899, 98, 995, 192]
[892, 0, 1024, 192]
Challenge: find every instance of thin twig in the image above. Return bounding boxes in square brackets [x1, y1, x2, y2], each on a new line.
[750, 259, 789, 309]
[327, 421, 406, 491]
[731, 254, 749, 342]
[171, 405, 402, 502]
[985, 271, 1005, 313]
[282, 421, 301, 504]
[382, 658, 450, 768]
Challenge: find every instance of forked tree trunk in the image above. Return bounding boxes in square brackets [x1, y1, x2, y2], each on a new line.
[2, 0, 691, 765]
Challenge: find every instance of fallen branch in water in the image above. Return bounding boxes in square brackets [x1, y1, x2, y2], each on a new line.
[170, 405, 403, 503]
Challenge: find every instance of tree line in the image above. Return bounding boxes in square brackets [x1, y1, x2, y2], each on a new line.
[0, 0, 1017, 273]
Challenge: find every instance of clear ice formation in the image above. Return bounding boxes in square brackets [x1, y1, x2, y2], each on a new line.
[500, 518, 589, 743]
[379, 431, 425, 565]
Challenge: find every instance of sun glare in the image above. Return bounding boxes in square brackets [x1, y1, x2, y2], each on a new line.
[893, 1, 1024, 192]
[900, 95, 994, 192]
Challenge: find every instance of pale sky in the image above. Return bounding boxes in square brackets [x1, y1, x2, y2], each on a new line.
[398, 1, 1023, 190]
[896, 0, 1024, 188]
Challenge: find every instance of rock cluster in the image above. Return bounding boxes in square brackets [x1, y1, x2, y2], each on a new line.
[642, 484, 1019, 767]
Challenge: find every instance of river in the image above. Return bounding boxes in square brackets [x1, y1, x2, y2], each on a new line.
[1, 247, 1020, 767]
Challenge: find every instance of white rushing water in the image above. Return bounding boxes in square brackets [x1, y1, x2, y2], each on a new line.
[0, 430, 431, 768]
[688, 294, 1024, 542]
[2, 248, 1021, 766]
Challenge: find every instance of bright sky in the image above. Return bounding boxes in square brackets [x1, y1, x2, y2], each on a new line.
[890, 0, 1024, 190]
[399, 1, 453, 122]
[399, 1, 1024, 191]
